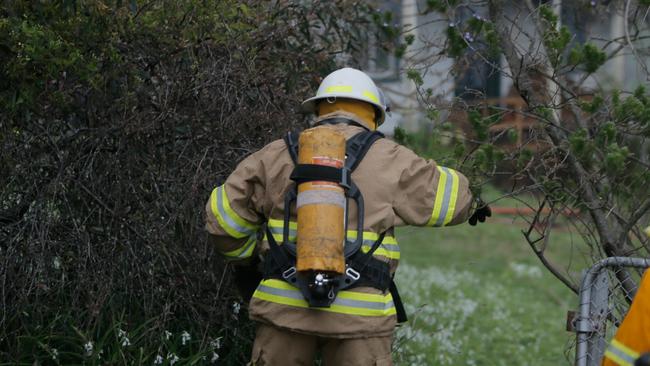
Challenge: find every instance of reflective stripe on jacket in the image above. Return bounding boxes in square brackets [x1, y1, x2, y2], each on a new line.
[204, 112, 474, 337]
[254, 279, 396, 317]
[265, 219, 401, 260]
[603, 270, 650, 366]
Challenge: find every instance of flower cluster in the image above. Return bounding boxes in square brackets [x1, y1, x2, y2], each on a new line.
[181, 331, 191, 346]
[118, 329, 131, 347]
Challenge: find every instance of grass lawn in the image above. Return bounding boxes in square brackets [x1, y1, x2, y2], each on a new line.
[392, 215, 591, 366]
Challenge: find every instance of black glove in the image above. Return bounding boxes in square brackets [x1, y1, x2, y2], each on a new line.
[636, 353, 650, 366]
[232, 256, 263, 302]
[468, 199, 491, 226]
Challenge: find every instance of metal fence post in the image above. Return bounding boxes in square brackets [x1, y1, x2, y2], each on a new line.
[574, 257, 650, 366]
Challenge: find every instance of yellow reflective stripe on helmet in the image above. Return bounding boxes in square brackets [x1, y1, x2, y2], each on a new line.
[222, 235, 256, 260]
[325, 85, 353, 93]
[604, 339, 639, 366]
[210, 185, 258, 239]
[362, 90, 379, 104]
[266, 221, 400, 259]
[253, 279, 396, 317]
[427, 166, 460, 227]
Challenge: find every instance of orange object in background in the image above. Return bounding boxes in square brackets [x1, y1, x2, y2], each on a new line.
[295, 126, 346, 275]
[602, 270, 650, 366]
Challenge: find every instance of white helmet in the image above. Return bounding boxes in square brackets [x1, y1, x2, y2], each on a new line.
[301, 67, 390, 125]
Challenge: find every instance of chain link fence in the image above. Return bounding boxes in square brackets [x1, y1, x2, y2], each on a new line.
[572, 257, 650, 366]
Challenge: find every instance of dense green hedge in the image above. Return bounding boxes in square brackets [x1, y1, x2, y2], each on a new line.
[0, 1, 372, 364]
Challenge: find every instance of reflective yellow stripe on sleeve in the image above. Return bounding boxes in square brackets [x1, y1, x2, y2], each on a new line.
[604, 339, 640, 366]
[253, 279, 396, 317]
[222, 235, 256, 260]
[427, 166, 460, 227]
[266, 220, 400, 260]
[210, 185, 258, 239]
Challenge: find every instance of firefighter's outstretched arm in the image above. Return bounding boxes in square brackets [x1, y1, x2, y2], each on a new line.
[392, 145, 483, 227]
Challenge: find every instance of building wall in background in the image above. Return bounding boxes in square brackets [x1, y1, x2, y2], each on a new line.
[364, 0, 648, 136]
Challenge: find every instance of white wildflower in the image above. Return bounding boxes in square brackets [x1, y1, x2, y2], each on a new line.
[53, 257, 61, 270]
[84, 341, 93, 355]
[51, 348, 58, 360]
[509, 262, 542, 278]
[232, 301, 241, 315]
[167, 353, 180, 365]
[117, 328, 130, 347]
[210, 337, 222, 349]
[211, 352, 220, 363]
[164, 330, 172, 340]
[181, 330, 191, 346]
[153, 355, 164, 365]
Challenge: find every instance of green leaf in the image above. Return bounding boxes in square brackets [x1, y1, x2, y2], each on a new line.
[393, 126, 412, 146]
[604, 143, 630, 174]
[568, 46, 583, 65]
[517, 149, 533, 169]
[582, 43, 606, 73]
[507, 128, 518, 143]
[395, 43, 407, 58]
[596, 121, 616, 146]
[569, 128, 589, 155]
[406, 69, 423, 86]
[425, 0, 448, 12]
[446, 25, 467, 58]
[426, 107, 439, 121]
[539, 5, 558, 24]
[453, 143, 465, 158]
[468, 109, 488, 141]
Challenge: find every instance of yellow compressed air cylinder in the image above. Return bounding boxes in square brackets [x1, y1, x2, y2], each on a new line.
[296, 126, 346, 275]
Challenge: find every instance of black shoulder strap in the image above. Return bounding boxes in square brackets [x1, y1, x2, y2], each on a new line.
[345, 130, 384, 171]
[283, 131, 299, 164]
[284, 129, 384, 172]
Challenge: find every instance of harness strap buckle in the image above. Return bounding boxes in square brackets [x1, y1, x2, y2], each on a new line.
[345, 267, 361, 281]
[282, 267, 297, 281]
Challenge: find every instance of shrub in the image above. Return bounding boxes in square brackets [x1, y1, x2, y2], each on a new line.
[0, 1, 371, 363]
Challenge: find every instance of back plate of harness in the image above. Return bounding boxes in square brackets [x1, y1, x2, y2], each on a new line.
[264, 118, 407, 323]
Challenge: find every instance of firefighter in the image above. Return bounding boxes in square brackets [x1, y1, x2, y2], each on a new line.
[204, 67, 490, 365]
[602, 227, 650, 366]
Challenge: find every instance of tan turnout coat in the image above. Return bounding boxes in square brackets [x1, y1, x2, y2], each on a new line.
[205, 112, 474, 338]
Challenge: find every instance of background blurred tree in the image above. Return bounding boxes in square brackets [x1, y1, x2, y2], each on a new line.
[398, 0, 650, 297]
[0, 1, 374, 364]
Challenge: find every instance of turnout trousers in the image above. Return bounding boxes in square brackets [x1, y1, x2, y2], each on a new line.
[249, 323, 393, 366]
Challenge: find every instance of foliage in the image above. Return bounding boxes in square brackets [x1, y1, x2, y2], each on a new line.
[397, 0, 650, 302]
[0, 1, 372, 363]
